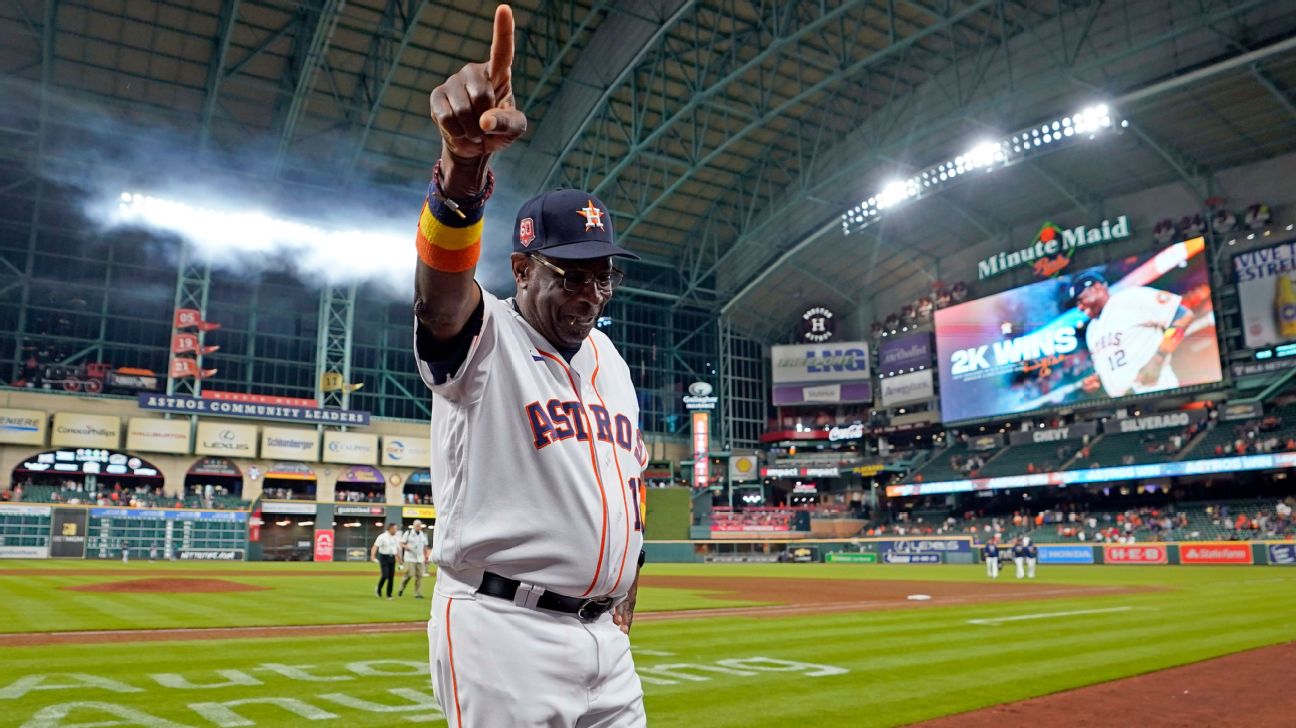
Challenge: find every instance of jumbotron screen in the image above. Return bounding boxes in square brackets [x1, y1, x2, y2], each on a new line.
[934, 237, 1222, 422]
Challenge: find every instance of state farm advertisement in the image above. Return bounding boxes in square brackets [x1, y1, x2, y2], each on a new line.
[1103, 544, 1167, 564]
[1179, 542, 1253, 565]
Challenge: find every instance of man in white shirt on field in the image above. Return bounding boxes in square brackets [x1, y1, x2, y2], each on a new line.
[398, 520, 432, 599]
[370, 523, 402, 599]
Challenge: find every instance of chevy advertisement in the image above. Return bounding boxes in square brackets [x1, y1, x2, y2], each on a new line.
[935, 238, 1221, 422]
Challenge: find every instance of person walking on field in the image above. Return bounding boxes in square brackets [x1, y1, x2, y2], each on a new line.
[1025, 537, 1038, 578]
[371, 522, 402, 599]
[399, 520, 432, 598]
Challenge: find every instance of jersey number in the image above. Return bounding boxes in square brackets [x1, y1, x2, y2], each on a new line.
[1106, 350, 1126, 370]
[627, 477, 643, 532]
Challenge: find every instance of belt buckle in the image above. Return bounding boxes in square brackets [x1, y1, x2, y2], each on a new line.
[576, 597, 613, 622]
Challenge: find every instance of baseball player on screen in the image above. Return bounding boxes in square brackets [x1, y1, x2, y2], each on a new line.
[1071, 271, 1195, 397]
[413, 6, 647, 726]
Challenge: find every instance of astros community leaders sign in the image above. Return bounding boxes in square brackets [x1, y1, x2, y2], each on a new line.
[138, 393, 370, 425]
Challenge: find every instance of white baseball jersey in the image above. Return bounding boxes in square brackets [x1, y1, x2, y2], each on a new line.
[416, 288, 646, 600]
[1085, 286, 1181, 397]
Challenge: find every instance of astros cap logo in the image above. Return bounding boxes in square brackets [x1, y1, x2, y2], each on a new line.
[577, 200, 605, 231]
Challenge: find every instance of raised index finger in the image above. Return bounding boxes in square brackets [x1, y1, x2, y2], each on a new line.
[487, 5, 514, 87]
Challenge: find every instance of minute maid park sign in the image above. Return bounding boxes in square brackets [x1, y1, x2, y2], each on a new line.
[977, 215, 1130, 280]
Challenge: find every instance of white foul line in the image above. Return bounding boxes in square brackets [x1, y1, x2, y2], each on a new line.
[967, 606, 1136, 626]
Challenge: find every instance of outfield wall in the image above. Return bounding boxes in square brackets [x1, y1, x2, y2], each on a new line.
[0, 503, 249, 560]
[645, 537, 1296, 565]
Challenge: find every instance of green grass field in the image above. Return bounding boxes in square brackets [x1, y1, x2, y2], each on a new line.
[1, 560, 1293, 727]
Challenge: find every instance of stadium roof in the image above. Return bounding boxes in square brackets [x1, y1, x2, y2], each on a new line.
[2, 0, 1295, 340]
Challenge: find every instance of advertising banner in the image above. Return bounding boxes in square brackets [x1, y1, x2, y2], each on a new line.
[323, 431, 379, 465]
[402, 506, 437, 519]
[381, 435, 432, 468]
[0, 546, 50, 559]
[1220, 401, 1264, 422]
[771, 342, 872, 405]
[935, 238, 1222, 422]
[1008, 421, 1098, 446]
[188, 457, 241, 478]
[877, 333, 933, 376]
[879, 369, 934, 407]
[203, 390, 318, 408]
[338, 465, 385, 484]
[883, 552, 941, 564]
[336, 505, 386, 516]
[261, 427, 319, 461]
[692, 412, 710, 489]
[50, 509, 88, 558]
[51, 413, 121, 449]
[888, 451, 1296, 498]
[0, 504, 52, 516]
[0, 408, 46, 446]
[179, 549, 245, 561]
[313, 530, 335, 562]
[1104, 410, 1208, 434]
[194, 422, 258, 458]
[1267, 543, 1296, 565]
[825, 552, 877, 563]
[126, 417, 191, 454]
[729, 454, 760, 483]
[1180, 542, 1253, 565]
[89, 508, 247, 522]
[138, 393, 370, 426]
[1103, 544, 1167, 564]
[969, 433, 1003, 451]
[1037, 545, 1095, 564]
[1233, 238, 1296, 348]
[260, 502, 316, 514]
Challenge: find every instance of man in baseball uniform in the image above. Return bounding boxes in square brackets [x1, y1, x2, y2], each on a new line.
[398, 520, 431, 598]
[982, 539, 1000, 579]
[1072, 271, 1196, 398]
[1025, 536, 1038, 578]
[1012, 537, 1028, 579]
[414, 6, 647, 726]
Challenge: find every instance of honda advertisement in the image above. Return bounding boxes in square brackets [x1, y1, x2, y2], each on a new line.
[934, 238, 1221, 422]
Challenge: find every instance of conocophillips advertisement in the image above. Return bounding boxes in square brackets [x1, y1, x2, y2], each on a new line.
[770, 342, 871, 406]
[934, 238, 1221, 422]
[1233, 237, 1296, 348]
[50, 412, 121, 449]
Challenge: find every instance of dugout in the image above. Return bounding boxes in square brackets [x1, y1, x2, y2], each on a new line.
[257, 500, 317, 561]
[331, 504, 390, 560]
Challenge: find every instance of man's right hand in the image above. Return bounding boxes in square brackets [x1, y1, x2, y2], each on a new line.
[429, 4, 527, 196]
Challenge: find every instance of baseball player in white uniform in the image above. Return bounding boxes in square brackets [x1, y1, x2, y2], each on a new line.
[1072, 271, 1195, 398]
[414, 7, 647, 726]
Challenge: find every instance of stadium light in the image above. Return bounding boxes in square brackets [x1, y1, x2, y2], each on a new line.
[842, 102, 1123, 235]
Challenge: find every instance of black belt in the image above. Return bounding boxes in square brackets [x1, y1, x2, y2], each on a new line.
[478, 571, 614, 622]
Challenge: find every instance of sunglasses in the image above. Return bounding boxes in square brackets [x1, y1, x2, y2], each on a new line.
[531, 255, 625, 294]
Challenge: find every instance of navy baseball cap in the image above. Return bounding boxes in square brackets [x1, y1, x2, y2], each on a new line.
[511, 189, 640, 261]
[1068, 270, 1107, 302]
